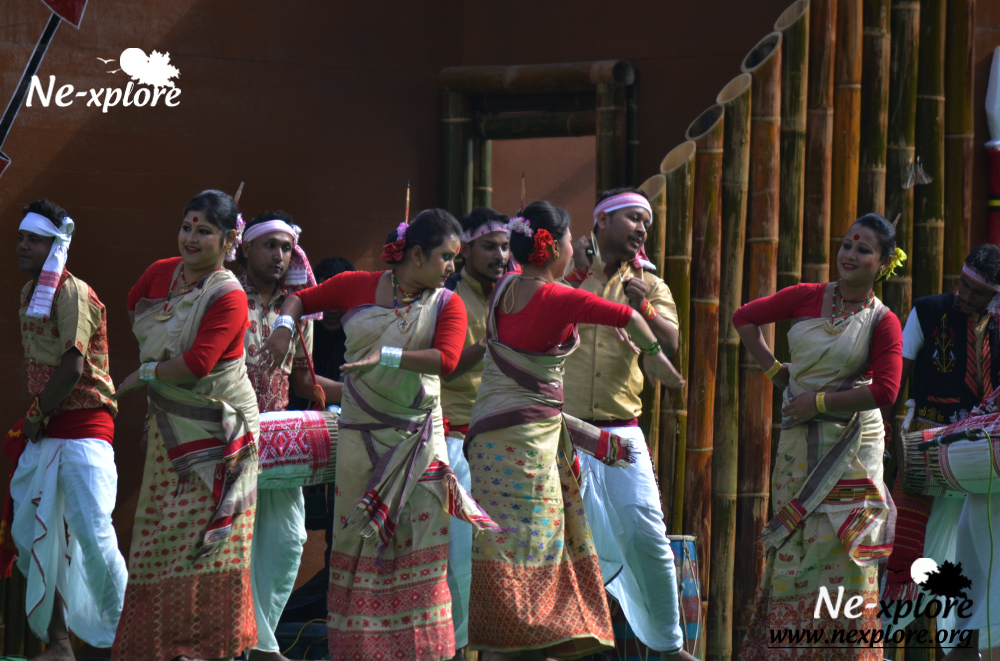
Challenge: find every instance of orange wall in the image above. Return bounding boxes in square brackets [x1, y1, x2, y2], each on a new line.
[1, 0, 998, 587]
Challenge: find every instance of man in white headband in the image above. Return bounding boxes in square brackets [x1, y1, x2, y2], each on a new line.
[238, 211, 342, 661]
[884, 243, 1000, 655]
[11, 199, 127, 654]
[440, 206, 513, 659]
[562, 187, 692, 659]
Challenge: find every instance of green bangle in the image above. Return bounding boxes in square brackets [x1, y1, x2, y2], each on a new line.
[641, 341, 661, 355]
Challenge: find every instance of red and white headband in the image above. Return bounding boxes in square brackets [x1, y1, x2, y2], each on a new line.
[244, 219, 322, 321]
[593, 193, 653, 226]
[962, 263, 1000, 293]
[19, 212, 74, 320]
[461, 220, 509, 243]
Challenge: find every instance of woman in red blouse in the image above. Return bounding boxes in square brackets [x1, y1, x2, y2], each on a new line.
[735, 213, 903, 661]
[262, 209, 498, 661]
[112, 190, 259, 661]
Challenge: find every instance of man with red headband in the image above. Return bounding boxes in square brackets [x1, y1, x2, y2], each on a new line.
[884, 243, 1000, 655]
[563, 187, 692, 659]
[238, 211, 341, 661]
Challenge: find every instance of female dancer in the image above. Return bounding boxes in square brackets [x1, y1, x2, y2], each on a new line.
[465, 200, 685, 660]
[113, 190, 259, 661]
[735, 213, 903, 661]
[261, 208, 499, 661]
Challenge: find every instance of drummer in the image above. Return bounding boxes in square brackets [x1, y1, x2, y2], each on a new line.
[886, 243, 1000, 653]
[238, 211, 341, 661]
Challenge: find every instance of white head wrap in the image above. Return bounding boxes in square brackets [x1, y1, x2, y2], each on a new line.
[243, 219, 322, 321]
[19, 211, 74, 320]
[592, 193, 656, 271]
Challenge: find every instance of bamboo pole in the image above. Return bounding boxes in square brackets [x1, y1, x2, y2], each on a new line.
[474, 111, 596, 140]
[596, 83, 627, 193]
[627, 78, 641, 187]
[773, 0, 810, 508]
[913, 0, 945, 299]
[681, 105, 724, 625]
[707, 73, 751, 661]
[802, 0, 837, 284]
[639, 173, 666, 458]
[829, 0, 862, 273]
[442, 91, 472, 218]
[943, 0, 974, 292]
[473, 137, 493, 208]
[883, 0, 919, 321]
[859, 0, 891, 216]
[439, 60, 635, 94]
[736, 32, 783, 654]
[477, 92, 596, 114]
[660, 141, 696, 532]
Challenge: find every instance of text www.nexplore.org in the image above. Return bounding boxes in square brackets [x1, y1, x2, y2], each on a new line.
[769, 626, 972, 648]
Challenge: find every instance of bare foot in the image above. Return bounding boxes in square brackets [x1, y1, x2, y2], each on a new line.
[31, 636, 75, 661]
[248, 650, 292, 661]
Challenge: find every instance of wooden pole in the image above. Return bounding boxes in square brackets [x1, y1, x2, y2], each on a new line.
[943, 0, 974, 292]
[477, 92, 596, 114]
[708, 73, 752, 661]
[802, 0, 838, 284]
[627, 78, 641, 186]
[773, 0, 810, 512]
[439, 60, 635, 94]
[638, 173, 666, 459]
[473, 137, 493, 208]
[736, 32, 783, 654]
[474, 111, 596, 140]
[442, 91, 472, 218]
[859, 0, 891, 217]
[660, 141, 696, 532]
[829, 0, 862, 273]
[883, 0, 920, 321]
[913, 0, 945, 299]
[596, 83, 628, 193]
[681, 106, 724, 628]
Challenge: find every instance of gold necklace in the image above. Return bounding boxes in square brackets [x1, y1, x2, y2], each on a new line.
[156, 264, 193, 322]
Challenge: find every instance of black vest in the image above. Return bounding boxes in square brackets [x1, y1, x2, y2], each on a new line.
[912, 292, 1000, 423]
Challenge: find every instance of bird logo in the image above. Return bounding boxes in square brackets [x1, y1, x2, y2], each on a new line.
[95, 48, 180, 87]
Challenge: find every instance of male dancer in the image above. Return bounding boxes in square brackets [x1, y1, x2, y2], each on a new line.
[441, 206, 512, 660]
[239, 212, 341, 661]
[886, 244, 1000, 658]
[563, 188, 694, 660]
[13, 199, 127, 660]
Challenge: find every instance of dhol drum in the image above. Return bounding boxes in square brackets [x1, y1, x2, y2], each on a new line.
[668, 534, 704, 658]
[900, 411, 1000, 497]
[257, 409, 338, 489]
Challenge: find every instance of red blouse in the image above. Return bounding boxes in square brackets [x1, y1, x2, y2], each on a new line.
[127, 257, 248, 379]
[731, 282, 902, 407]
[296, 270, 467, 375]
[496, 280, 633, 352]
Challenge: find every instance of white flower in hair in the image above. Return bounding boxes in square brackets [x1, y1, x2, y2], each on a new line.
[508, 216, 533, 237]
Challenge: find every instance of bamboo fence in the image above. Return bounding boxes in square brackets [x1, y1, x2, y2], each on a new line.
[943, 0, 974, 292]
[661, 141, 696, 532]
[736, 32, 783, 653]
[802, 0, 837, 284]
[883, 0, 920, 323]
[708, 72, 752, 661]
[830, 0, 862, 273]
[858, 0, 890, 217]
[681, 105, 724, 622]
[913, 0, 946, 299]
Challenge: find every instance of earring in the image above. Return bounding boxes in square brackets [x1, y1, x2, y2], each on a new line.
[551, 247, 561, 259]
[416, 260, 422, 267]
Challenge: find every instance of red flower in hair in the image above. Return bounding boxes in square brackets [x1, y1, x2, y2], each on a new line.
[528, 229, 554, 265]
[380, 239, 406, 263]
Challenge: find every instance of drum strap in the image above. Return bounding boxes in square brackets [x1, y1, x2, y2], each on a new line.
[760, 414, 863, 553]
[296, 320, 326, 411]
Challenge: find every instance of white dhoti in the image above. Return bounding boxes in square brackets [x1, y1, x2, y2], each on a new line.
[250, 486, 308, 652]
[445, 434, 472, 649]
[9, 436, 127, 647]
[579, 425, 684, 654]
[954, 491, 1000, 650]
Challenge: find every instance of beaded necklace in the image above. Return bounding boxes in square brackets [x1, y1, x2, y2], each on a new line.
[155, 264, 194, 322]
[825, 279, 874, 334]
[392, 271, 423, 332]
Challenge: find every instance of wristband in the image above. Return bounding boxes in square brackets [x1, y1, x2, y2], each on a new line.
[564, 267, 589, 284]
[815, 391, 828, 414]
[640, 299, 658, 321]
[764, 359, 782, 380]
[641, 341, 661, 356]
[139, 362, 159, 382]
[272, 315, 296, 335]
[26, 397, 44, 424]
[379, 346, 403, 369]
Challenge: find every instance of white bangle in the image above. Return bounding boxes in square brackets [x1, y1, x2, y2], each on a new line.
[139, 362, 158, 382]
[272, 315, 296, 335]
[379, 346, 403, 369]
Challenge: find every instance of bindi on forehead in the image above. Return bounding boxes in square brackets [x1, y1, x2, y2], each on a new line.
[192, 216, 199, 223]
[854, 234, 860, 240]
